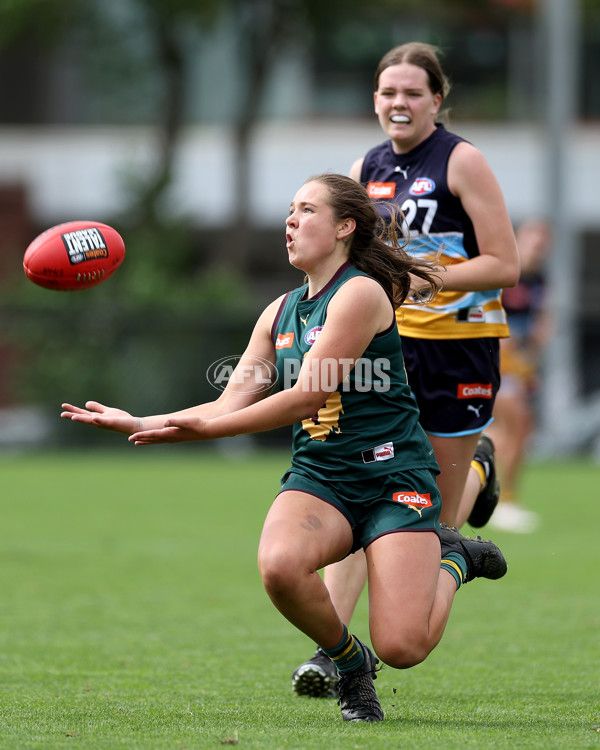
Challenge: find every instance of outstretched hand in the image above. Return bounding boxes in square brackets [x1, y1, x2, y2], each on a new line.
[129, 415, 211, 445]
[60, 401, 139, 435]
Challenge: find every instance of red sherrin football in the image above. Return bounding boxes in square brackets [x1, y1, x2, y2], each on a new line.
[23, 220, 126, 291]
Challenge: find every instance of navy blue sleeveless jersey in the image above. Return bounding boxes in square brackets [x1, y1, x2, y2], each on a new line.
[270, 262, 438, 481]
[360, 124, 509, 340]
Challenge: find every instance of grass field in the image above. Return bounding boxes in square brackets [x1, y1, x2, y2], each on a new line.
[0, 447, 598, 749]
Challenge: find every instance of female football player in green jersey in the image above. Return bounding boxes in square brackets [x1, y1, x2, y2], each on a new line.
[62, 173, 507, 723]
[291, 43, 520, 701]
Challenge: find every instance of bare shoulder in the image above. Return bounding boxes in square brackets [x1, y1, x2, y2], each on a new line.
[265, 292, 288, 315]
[342, 273, 386, 296]
[349, 157, 365, 182]
[448, 140, 502, 196]
[329, 274, 392, 329]
[449, 140, 492, 173]
[252, 293, 288, 335]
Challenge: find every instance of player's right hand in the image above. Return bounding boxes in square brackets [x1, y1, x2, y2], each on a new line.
[61, 401, 138, 435]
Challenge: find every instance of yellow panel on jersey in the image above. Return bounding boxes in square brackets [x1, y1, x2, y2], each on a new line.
[301, 391, 344, 442]
[397, 297, 509, 339]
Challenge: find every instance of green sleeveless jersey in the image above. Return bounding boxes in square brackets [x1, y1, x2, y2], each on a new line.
[271, 262, 438, 481]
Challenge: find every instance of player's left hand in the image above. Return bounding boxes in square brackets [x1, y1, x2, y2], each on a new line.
[408, 271, 441, 300]
[129, 415, 211, 445]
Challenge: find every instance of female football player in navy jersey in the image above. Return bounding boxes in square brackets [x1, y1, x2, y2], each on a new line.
[62, 173, 507, 723]
[292, 42, 519, 699]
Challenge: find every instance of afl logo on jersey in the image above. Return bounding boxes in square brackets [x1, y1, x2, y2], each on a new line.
[409, 177, 436, 196]
[305, 326, 323, 345]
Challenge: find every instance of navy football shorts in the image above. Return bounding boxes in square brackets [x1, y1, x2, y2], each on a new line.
[401, 336, 500, 437]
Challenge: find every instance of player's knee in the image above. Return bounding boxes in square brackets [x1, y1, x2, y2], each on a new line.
[374, 637, 429, 670]
[257, 543, 302, 597]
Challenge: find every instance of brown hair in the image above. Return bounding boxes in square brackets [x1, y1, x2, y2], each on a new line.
[374, 42, 451, 101]
[307, 173, 440, 308]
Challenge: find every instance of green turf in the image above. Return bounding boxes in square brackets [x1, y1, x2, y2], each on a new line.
[0, 447, 598, 749]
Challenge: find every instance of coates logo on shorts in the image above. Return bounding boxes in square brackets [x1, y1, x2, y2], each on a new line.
[457, 383, 493, 399]
[393, 491, 433, 516]
[206, 355, 278, 394]
[304, 326, 323, 345]
[409, 177, 435, 196]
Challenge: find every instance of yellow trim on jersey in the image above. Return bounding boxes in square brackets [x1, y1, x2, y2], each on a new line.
[301, 391, 344, 441]
[397, 301, 510, 340]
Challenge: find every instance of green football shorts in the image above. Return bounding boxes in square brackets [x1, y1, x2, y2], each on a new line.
[279, 467, 441, 553]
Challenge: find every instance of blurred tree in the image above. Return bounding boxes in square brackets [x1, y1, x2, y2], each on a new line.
[0, 0, 82, 45]
[0, 0, 558, 255]
[215, 0, 414, 267]
[120, 0, 222, 226]
[217, 0, 531, 265]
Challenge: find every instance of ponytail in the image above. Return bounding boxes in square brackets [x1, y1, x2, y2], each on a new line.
[308, 173, 441, 308]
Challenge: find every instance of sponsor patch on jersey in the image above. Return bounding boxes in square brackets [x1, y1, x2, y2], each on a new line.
[373, 442, 394, 461]
[393, 491, 433, 508]
[457, 383, 493, 399]
[366, 181, 396, 199]
[409, 177, 436, 196]
[304, 326, 323, 345]
[275, 332, 295, 349]
[457, 305, 485, 323]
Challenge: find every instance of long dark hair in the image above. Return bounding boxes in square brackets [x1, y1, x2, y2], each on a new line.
[308, 173, 441, 308]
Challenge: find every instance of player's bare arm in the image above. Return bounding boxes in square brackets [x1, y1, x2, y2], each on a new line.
[62, 296, 284, 439]
[349, 157, 365, 183]
[441, 142, 520, 292]
[130, 278, 391, 445]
